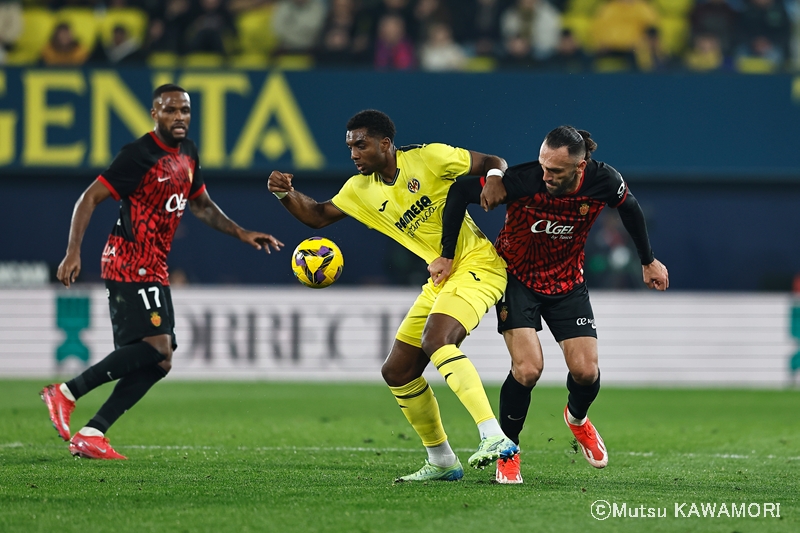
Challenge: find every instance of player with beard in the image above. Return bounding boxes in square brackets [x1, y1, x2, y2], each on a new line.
[41, 84, 283, 459]
[433, 125, 669, 483]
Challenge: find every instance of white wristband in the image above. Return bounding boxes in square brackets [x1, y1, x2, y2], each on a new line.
[273, 191, 288, 199]
[486, 168, 504, 178]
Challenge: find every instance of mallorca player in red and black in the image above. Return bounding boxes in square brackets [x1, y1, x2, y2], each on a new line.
[438, 126, 669, 483]
[41, 84, 284, 460]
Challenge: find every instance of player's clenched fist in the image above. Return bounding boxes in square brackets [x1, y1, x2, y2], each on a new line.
[268, 171, 294, 195]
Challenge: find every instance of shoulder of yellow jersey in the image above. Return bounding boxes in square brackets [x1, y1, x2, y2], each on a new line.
[397, 143, 471, 180]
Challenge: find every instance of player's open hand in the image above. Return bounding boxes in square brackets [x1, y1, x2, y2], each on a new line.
[480, 175, 507, 211]
[56, 251, 81, 288]
[242, 231, 284, 253]
[428, 256, 453, 287]
[268, 170, 294, 195]
[643, 258, 669, 290]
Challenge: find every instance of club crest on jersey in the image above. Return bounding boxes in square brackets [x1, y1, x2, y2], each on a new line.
[407, 178, 420, 193]
[150, 312, 162, 327]
[579, 203, 590, 216]
[499, 306, 508, 322]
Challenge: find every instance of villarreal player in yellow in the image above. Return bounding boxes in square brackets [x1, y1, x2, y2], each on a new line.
[268, 109, 518, 481]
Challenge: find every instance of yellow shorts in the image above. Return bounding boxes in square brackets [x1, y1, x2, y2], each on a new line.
[395, 253, 507, 347]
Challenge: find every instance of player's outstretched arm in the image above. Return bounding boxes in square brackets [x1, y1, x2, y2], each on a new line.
[643, 258, 669, 291]
[189, 190, 284, 253]
[616, 192, 668, 290]
[267, 170, 347, 229]
[57, 179, 112, 288]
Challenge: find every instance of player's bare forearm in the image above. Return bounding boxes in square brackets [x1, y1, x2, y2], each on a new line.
[189, 194, 244, 239]
[469, 151, 508, 176]
[468, 152, 507, 210]
[268, 170, 346, 229]
[58, 180, 111, 287]
[278, 191, 345, 229]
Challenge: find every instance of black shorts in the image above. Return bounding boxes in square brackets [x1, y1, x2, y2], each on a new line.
[105, 279, 176, 349]
[495, 274, 597, 342]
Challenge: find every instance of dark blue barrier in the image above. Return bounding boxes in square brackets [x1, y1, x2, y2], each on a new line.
[2, 175, 799, 291]
[1, 68, 799, 180]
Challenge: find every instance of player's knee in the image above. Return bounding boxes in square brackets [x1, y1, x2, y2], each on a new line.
[420, 337, 442, 357]
[514, 364, 542, 387]
[381, 361, 420, 387]
[570, 366, 599, 386]
[421, 322, 465, 357]
[144, 335, 172, 360]
[158, 359, 172, 375]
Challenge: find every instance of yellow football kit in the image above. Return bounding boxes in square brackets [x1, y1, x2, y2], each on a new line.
[331, 143, 507, 344]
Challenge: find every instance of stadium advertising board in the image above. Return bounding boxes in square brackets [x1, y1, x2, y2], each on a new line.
[2, 68, 800, 179]
[1, 287, 796, 386]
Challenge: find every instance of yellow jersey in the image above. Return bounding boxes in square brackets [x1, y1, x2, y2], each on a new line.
[331, 143, 502, 266]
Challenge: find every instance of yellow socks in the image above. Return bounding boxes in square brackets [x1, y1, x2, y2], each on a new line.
[430, 345, 495, 425]
[388, 376, 447, 447]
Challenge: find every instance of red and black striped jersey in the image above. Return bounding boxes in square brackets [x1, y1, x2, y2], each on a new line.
[496, 159, 627, 295]
[98, 131, 206, 285]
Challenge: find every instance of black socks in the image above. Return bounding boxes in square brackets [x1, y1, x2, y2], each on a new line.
[566, 372, 601, 420]
[86, 364, 168, 433]
[499, 372, 534, 445]
[66, 341, 165, 399]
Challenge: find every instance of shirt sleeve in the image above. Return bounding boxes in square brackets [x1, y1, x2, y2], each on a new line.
[188, 141, 206, 199]
[616, 190, 654, 265]
[598, 162, 628, 207]
[420, 143, 472, 179]
[98, 142, 151, 200]
[330, 176, 360, 218]
[500, 161, 543, 202]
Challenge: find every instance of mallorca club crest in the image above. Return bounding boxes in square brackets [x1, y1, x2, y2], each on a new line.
[499, 306, 508, 322]
[150, 312, 162, 327]
[579, 202, 590, 216]
[407, 178, 420, 193]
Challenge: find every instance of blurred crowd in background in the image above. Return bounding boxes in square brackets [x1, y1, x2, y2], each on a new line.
[0, 0, 798, 73]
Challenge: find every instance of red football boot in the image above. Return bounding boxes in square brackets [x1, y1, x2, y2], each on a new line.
[41, 384, 75, 441]
[69, 432, 127, 460]
[564, 405, 608, 468]
[495, 453, 523, 484]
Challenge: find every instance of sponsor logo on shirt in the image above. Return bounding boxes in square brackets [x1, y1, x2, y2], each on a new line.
[394, 195, 435, 238]
[165, 193, 188, 216]
[531, 219, 574, 239]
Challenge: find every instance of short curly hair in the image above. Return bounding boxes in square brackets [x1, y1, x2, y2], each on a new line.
[346, 109, 396, 141]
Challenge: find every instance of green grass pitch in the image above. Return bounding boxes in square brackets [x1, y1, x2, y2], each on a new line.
[1, 380, 798, 533]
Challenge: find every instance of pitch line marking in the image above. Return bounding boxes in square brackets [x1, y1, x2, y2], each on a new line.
[5, 442, 798, 460]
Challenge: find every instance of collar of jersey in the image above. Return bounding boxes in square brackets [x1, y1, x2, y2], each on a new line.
[149, 131, 181, 154]
[378, 167, 400, 186]
[564, 167, 586, 197]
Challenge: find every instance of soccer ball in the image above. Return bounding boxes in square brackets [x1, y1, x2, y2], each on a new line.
[291, 237, 344, 288]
